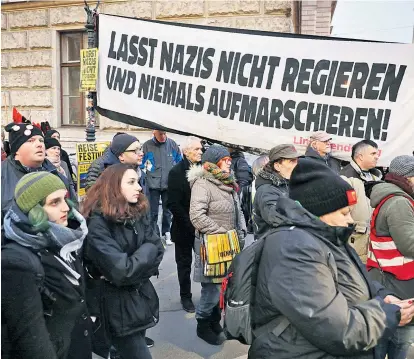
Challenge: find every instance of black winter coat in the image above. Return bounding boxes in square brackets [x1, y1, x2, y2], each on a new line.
[305, 147, 342, 174]
[84, 212, 164, 338]
[249, 198, 400, 359]
[252, 172, 289, 237]
[230, 151, 253, 188]
[2, 226, 90, 359]
[167, 156, 195, 245]
[1, 156, 76, 220]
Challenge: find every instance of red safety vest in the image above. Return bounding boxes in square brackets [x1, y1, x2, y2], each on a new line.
[366, 194, 414, 280]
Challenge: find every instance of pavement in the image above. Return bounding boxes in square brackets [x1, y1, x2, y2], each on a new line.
[92, 233, 254, 359]
[90, 208, 414, 359]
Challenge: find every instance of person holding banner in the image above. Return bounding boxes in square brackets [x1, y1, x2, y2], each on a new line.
[82, 164, 164, 359]
[305, 131, 341, 173]
[188, 144, 246, 345]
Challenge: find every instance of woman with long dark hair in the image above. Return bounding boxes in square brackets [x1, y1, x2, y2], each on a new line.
[82, 163, 164, 359]
[2, 172, 90, 359]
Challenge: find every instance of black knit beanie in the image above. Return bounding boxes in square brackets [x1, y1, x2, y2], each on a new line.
[289, 157, 357, 217]
[110, 133, 138, 157]
[45, 137, 61, 150]
[5, 123, 44, 154]
[45, 129, 60, 139]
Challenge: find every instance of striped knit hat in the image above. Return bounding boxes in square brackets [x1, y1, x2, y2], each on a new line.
[15, 172, 66, 213]
[389, 155, 414, 178]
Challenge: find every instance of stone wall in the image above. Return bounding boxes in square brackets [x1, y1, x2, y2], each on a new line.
[2, 0, 333, 137]
[1, 0, 293, 131]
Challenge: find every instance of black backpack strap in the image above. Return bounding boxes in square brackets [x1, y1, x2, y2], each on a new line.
[254, 316, 290, 339]
[250, 227, 291, 337]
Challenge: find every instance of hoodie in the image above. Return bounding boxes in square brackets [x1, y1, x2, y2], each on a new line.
[368, 181, 414, 300]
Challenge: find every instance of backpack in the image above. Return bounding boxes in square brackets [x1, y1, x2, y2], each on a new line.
[232, 156, 253, 187]
[219, 228, 290, 345]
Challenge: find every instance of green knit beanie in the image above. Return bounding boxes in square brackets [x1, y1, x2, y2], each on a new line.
[15, 172, 67, 213]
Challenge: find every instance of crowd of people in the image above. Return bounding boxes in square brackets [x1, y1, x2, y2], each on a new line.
[1, 121, 413, 359]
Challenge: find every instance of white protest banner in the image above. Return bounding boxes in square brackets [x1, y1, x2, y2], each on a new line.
[97, 14, 414, 165]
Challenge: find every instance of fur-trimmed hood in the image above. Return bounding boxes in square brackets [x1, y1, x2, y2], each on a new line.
[187, 165, 234, 192]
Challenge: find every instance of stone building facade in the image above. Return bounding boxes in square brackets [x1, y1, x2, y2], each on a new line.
[1, 0, 334, 146]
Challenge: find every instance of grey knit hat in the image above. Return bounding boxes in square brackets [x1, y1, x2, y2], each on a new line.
[110, 133, 138, 157]
[389, 155, 414, 178]
[201, 144, 230, 164]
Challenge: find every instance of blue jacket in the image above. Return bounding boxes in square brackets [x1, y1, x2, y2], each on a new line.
[141, 137, 182, 190]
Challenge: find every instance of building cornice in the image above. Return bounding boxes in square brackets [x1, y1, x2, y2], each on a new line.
[1, 0, 127, 12]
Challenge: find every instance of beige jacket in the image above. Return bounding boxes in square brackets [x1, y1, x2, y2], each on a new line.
[187, 165, 246, 283]
[188, 165, 246, 236]
[340, 160, 382, 233]
[340, 160, 382, 262]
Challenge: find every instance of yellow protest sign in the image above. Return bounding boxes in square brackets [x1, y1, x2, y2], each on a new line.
[80, 48, 98, 92]
[76, 141, 110, 197]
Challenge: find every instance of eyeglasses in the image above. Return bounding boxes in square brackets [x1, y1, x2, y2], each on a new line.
[125, 148, 143, 154]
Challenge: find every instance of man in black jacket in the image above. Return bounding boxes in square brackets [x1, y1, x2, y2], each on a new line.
[305, 131, 341, 173]
[167, 136, 203, 313]
[1, 123, 75, 221]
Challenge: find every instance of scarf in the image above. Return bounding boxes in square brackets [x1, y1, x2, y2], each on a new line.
[4, 206, 88, 263]
[258, 167, 289, 187]
[385, 173, 414, 198]
[203, 162, 238, 191]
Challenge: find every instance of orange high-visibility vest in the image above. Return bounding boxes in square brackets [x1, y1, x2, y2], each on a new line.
[367, 194, 414, 281]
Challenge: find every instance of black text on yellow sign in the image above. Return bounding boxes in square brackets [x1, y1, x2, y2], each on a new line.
[76, 141, 110, 197]
[80, 48, 98, 92]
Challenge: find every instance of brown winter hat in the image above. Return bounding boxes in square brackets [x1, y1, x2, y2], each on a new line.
[269, 144, 300, 162]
